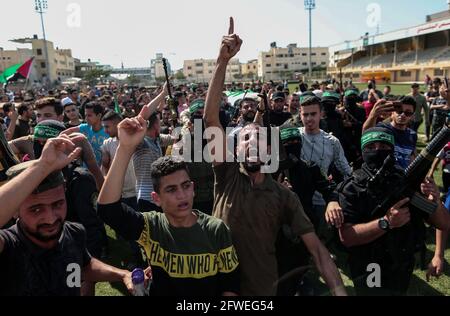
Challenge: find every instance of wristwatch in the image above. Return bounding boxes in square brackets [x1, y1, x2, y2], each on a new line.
[378, 217, 390, 231]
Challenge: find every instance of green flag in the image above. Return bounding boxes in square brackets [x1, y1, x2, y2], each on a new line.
[0, 58, 34, 84]
[114, 95, 121, 114]
[0, 64, 21, 84]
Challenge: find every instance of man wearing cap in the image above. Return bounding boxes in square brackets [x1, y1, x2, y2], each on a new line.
[269, 91, 292, 127]
[0, 136, 134, 296]
[409, 83, 429, 133]
[62, 97, 83, 128]
[338, 127, 450, 295]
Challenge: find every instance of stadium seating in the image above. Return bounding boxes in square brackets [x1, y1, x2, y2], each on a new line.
[346, 46, 450, 69]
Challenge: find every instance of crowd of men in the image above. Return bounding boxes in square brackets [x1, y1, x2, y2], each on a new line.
[0, 18, 449, 296]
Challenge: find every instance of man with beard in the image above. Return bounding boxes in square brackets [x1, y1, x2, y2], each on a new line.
[288, 94, 300, 116]
[234, 97, 258, 127]
[227, 96, 258, 144]
[203, 17, 347, 296]
[160, 106, 173, 135]
[338, 127, 450, 295]
[269, 92, 292, 127]
[0, 136, 134, 296]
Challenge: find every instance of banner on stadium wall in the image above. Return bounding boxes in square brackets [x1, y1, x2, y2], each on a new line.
[361, 72, 391, 83]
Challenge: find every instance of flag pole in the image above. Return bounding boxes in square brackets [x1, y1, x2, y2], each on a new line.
[24, 57, 34, 91]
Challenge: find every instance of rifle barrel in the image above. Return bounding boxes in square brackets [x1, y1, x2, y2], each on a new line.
[162, 58, 173, 99]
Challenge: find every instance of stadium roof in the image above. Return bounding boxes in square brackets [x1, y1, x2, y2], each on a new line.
[330, 15, 450, 53]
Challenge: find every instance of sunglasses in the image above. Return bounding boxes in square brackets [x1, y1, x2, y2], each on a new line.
[394, 109, 414, 117]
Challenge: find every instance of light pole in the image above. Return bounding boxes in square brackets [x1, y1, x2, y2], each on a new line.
[34, 0, 51, 87]
[0, 47, 5, 72]
[304, 0, 315, 81]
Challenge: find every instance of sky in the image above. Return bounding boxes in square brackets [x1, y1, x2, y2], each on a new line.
[0, 0, 447, 70]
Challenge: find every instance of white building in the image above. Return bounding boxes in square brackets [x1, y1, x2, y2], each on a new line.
[151, 53, 171, 80]
[183, 58, 241, 83]
[258, 43, 329, 81]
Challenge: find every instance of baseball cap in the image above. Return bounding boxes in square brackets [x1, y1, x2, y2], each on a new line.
[272, 92, 286, 101]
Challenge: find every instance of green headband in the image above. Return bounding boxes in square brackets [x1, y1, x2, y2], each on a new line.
[300, 94, 319, 105]
[7, 160, 65, 194]
[345, 89, 359, 97]
[281, 128, 301, 142]
[322, 91, 340, 99]
[189, 100, 205, 114]
[361, 131, 395, 150]
[34, 125, 63, 140]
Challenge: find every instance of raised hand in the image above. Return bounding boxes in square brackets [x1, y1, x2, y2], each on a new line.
[38, 135, 83, 172]
[218, 17, 243, 63]
[117, 116, 147, 150]
[370, 100, 395, 119]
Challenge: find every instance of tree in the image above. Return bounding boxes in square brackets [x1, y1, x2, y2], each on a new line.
[84, 69, 111, 85]
[174, 70, 186, 80]
[155, 76, 166, 84]
[127, 74, 141, 85]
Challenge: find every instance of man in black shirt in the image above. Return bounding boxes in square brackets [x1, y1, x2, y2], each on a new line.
[97, 116, 240, 296]
[0, 136, 133, 296]
[269, 92, 292, 127]
[12, 102, 33, 140]
[338, 127, 450, 295]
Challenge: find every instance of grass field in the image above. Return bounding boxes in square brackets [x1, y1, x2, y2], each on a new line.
[94, 87, 449, 296]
